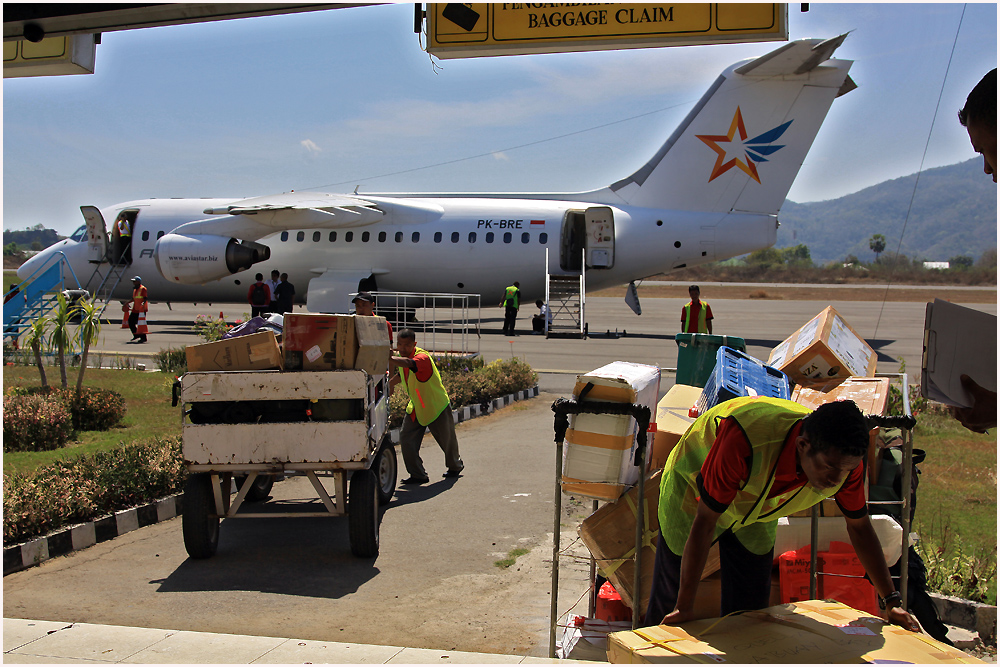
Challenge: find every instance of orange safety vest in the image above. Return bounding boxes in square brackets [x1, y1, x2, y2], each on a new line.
[132, 285, 148, 313]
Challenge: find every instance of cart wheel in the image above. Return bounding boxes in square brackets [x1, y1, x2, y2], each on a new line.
[348, 469, 379, 558]
[374, 437, 397, 505]
[182, 473, 219, 559]
[234, 473, 274, 502]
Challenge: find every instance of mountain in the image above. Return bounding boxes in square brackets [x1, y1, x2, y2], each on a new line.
[776, 159, 997, 266]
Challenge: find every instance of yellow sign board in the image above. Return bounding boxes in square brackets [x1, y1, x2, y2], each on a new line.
[4, 35, 97, 78]
[428, 3, 787, 58]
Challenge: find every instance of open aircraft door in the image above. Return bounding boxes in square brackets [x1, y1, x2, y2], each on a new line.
[80, 206, 108, 264]
[585, 206, 614, 269]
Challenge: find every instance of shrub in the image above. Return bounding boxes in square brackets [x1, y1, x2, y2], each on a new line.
[5, 386, 126, 432]
[3, 437, 185, 545]
[3, 394, 73, 452]
[193, 314, 232, 342]
[154, 346, 188, 375]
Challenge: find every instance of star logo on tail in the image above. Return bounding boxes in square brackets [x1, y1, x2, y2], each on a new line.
[697, 107, 793, 183]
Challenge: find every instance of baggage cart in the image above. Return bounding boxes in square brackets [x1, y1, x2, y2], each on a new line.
[176, 369, 397, 559]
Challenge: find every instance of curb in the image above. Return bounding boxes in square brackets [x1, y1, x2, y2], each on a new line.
[931, 592, 997, 643]
[4, 385, 541, 576]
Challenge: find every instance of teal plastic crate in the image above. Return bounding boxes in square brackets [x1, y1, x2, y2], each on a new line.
[675, 334, 747, 388]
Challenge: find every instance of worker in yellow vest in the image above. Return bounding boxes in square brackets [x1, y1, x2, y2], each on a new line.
[116, 213, 133, 265]
[680, 284, 712, 334]
[645, 397, 920, 633]
[500, 281, 521, 336]
[389, 328, 464, 485]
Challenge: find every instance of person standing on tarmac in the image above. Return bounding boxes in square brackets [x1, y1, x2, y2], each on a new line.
[500, 281, 521, 336]
[389, 328, 464, 485]
[644, 397, 921, 634]
[247, 273, 271, 319]
[680, 284, 713, 334]
[265, 270, 281, 314]
[273, 272, 295, 316]
[127, 276, 148, 343]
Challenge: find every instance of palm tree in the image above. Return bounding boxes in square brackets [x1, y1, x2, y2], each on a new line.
[869, 234, 887, 262]
[49, 293, 75, 389]
[23, 315, 50, 388]
[74, 297, 104, 398]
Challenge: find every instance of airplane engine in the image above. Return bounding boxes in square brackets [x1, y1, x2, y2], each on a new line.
[153, 234, 270, 284]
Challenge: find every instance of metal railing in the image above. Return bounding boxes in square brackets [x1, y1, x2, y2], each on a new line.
[370, 291, 480, 356]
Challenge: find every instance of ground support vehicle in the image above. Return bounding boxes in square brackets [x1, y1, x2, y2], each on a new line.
[178, 369, 397, 559]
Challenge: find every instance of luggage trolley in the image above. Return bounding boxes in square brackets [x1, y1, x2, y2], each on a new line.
[175, 369, 398, 559]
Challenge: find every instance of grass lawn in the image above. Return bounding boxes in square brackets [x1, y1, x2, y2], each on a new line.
[3, 365, 181, 476]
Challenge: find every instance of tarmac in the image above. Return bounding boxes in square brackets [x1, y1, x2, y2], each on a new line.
[2, 617, 598, 664]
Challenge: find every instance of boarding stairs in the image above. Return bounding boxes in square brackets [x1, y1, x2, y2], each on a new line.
[544, 249, 587, 339]
[2, 252, 82, 344]
[85, 253, 131, 319]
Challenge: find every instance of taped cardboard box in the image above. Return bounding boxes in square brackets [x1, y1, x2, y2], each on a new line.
[652, 384, 701, 471]
[352, 315, 391, 376]
[186, 330, 282, 372]
[607, 600, 981, 664]
[283, 314, 389, 374]
[563, 361, 660, 501]
[768, 306, 877, 388]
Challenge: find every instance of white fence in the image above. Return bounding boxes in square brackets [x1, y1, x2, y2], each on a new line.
[371, 291, 480, 356]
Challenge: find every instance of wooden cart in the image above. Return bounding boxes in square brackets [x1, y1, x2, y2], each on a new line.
[178, 369, 397, 559]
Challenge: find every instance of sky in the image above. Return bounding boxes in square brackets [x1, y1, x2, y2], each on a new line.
[3, 2, 997, 237]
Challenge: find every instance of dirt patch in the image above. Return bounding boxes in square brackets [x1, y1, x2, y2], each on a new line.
[590, 283, 997, 303]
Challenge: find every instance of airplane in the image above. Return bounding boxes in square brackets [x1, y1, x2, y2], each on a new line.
[18, 35, 856, 316]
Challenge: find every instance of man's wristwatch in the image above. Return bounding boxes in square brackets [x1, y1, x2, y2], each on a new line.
[878, 590, 903, 611]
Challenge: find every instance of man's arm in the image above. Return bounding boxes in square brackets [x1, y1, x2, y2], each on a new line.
[661, 499, 722, 624]
[844, 515, 920, 631]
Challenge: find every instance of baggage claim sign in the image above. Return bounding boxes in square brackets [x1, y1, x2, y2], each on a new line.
[427, 3, 787, 59]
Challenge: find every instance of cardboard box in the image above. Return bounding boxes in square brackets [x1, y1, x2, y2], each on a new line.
[185, 330, 282, 372]
[282, 314, 389, 374]
[563, 361, 661, 501]
[607, 600, 981, 664]
[652, 384, 701, 471]
[768, 306, 877, 388]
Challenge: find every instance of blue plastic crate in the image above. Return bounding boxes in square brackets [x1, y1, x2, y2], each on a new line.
[696, 346, 790, 414]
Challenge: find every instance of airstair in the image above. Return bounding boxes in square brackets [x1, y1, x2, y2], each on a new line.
[544, 248, 586, 338]
[3, 252, 82, 344]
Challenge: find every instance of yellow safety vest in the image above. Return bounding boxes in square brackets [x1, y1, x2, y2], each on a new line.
[658, 397, 842, 555]
[397, 346, 451, 426]
[681, 300, 709, 333]
[117, 217, 132, 238]
[503, 285, 520, 309]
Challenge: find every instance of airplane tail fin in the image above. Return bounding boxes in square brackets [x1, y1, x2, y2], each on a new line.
[602, 35, 855, 214]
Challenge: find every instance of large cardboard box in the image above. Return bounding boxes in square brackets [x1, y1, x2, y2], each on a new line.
[563, 361, 660, 501]
[185, 330, 282, 372]
[283, 314, 389, 374]
[652, 384, 701, 471]
[768, 306, 877, 388]
[607, 600, 981, 664]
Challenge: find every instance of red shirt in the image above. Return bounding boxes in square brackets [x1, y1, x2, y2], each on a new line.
[681, 301, 713, 333]
[401, 349, 435, 421]
[698, 418, 867, 518]
[247, 282, 271, 306]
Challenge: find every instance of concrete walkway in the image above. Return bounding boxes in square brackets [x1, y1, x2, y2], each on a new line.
[3, 618, 599, 664]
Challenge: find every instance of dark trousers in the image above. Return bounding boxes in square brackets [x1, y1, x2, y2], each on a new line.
[127, 311, 146, 342]
[251, 306, 268, 318]
[502, 305, 518, 335]
[644, 531, 773, 626]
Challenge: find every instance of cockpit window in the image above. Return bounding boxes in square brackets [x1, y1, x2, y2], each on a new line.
[70, 225, 88, 242]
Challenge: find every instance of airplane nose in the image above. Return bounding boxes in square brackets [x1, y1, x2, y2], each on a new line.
[15, 251, 45, 281]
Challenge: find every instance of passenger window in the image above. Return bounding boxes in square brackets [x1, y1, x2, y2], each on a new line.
[281, 231, 289, 242]
[434, 232, 442, 243]
[157, 231, 165, 239]
[486, 232, 494, 243]
[412, 232, 420, 243]
[362, 231, 370, 242]
[313, 231, 321, 242]
[503, 232, 512, 244]
[539, 233, 547, 244]
[451, 232, 459, 243]
[141, 231, 149, 241]
[395, 232, 403, 243]
[346, 231, 354, 242]
[469, 232, 476, 243]
[378, 231, 386, 242]
[521, 232, 529, 244]
[330, 231, 337, 242]
[296, 231, 305, 242]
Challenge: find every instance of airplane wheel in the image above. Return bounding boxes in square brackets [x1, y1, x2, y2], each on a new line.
[182, 473, 219, 559]
[374, 437, 397, 505]
[348, 469, 379, 558]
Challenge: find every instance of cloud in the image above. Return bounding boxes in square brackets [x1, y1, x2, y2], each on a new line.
[491, 152, 510, 161]
[301, 139, 322, 154]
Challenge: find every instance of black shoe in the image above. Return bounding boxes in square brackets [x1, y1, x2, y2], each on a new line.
[138, 338, 147, 343]
[443, 469, 463, 478]
[401, 476, 429, 485]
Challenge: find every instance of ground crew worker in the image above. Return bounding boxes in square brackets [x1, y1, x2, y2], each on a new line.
[500, 281, 521, 336]
[680, 284, 712, 334]
[353, 291, 392, 341]
[645, 397, 920, 633]
[389, 328, 464, 485]
[116, 213, 132, 265]
[127, 276, 147, 343]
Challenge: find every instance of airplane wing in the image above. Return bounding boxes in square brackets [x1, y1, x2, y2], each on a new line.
[167, 192, 385, 242]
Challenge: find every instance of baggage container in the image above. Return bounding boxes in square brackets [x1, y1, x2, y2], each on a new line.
[695, 347, 789, 415]
[674, 333, 746, 388]
[562, 361, 660, 501]
[818, 541, 879, 616]
[767, 305, 877, 387]
[651, 383, 701, 471]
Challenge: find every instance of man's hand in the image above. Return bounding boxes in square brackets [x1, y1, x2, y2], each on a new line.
[660, 608, 694, 626]
[886, 606, 921, 632]
[951, 374, 997, 433]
